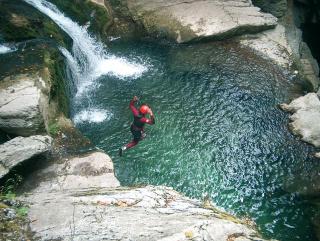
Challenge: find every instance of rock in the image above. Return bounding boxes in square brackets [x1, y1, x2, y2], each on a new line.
[299, 42, 320, 91]
[0, 135, 52, 179]
[23, 186, 270, 241]
[252, 0, 287, 18]
[26, 151, 120, 192]
[280, 93, 320, 147]
[20, 151, 273, 241]
[238, 24, 294, 69]
[0, 74, 49, 136]
[125, 0, 277, 43]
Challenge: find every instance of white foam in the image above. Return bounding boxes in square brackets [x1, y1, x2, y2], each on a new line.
[0, 44, 15, 54]
[93, 56, 148, 79]
[73, 108, 112, 124]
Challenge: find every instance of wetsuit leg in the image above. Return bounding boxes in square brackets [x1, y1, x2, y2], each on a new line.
[125, 140, 139, 149]
[119, 125, 143, 156]
[125, 126, 142, 149]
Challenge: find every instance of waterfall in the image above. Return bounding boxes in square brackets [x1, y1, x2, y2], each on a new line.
[23, 0, 148, 123]
[24, 0, 147, 95]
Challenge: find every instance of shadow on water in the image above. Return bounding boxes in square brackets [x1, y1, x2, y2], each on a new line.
[74, 40, 319, 241]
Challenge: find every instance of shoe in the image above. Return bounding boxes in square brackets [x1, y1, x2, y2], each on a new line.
[119, 146, 126, 156]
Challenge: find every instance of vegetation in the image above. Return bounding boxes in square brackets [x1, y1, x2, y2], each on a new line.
[0, 174, 33, 240]
[48, 121, 60, 136]
[44, 49, 70, 117]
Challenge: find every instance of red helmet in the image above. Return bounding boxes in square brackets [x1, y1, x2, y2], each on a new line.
[139, 105, 149, 114]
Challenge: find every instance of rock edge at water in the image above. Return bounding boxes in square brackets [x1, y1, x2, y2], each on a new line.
[21, 151, 275, 241]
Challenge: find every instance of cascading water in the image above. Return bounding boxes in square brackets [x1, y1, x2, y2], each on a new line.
[24, 0, 148, 123]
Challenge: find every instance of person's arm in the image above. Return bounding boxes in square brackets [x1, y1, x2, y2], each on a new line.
[129, 96, 139, 117]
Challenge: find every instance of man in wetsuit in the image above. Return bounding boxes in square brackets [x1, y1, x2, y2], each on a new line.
[119, 96, 155, 156]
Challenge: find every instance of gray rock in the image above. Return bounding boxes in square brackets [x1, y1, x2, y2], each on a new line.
[20, 151, 273, 241]
[0, 74, 49, 136]
[239, 24, 294, 69]
[28, 151, 120, 192]
[299, 42, 320, 91]
[125, 0, 277, 43]
[280, 93, 320, 147]
[0, 135, 52, 178]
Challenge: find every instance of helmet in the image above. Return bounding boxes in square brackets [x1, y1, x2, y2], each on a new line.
[139, 105, 149, 115]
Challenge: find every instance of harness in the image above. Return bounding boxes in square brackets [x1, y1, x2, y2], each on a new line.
[132, 115, 145, 131]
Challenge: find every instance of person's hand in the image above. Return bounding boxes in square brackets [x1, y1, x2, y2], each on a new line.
[148, 107, 153, 116]
[133, 96, 139, 102]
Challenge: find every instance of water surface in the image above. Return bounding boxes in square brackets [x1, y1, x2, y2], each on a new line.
[74, 40, 318, 241]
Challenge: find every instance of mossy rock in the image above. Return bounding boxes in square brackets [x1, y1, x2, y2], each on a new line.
[43, 48, 69, 117]
[49, 0, 111, 36]
[0, 0, 69, 45]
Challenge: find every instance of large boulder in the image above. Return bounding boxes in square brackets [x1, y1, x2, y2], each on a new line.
[0, 73, 49, 136]
[280, 93, 320, 148]
[125, 0, 277, 43]
[20, 151, 273, 241]
[0, 135, 52, 179]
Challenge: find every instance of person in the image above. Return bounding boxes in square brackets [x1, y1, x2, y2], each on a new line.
[119, 96, 155, 156]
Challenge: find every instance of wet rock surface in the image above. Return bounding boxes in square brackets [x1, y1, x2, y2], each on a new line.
[20, 151, 273, 241]
[125, 0, 277, 43]
[0, 135, 52, 179]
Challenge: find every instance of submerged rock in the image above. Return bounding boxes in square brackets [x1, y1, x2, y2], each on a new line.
[0, 135, 52, 179]
[20, 151, 273, 241]
[280, 93, 320, 148]
[125, 0, 277, 43]
[0, 74, 49, 136]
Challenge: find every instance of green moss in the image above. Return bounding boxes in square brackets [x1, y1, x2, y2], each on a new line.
[48, 121, 60, 136]
[44, 49, 70, 117]
[16, 207, 29, 217]
[0, 195, 33, 240]
[0, 0, 69, 45]
[49, 0, 110, 36]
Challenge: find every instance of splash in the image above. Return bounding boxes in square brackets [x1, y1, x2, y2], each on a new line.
[0, 44, 16, 54]
[73, 108, 112, 124]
